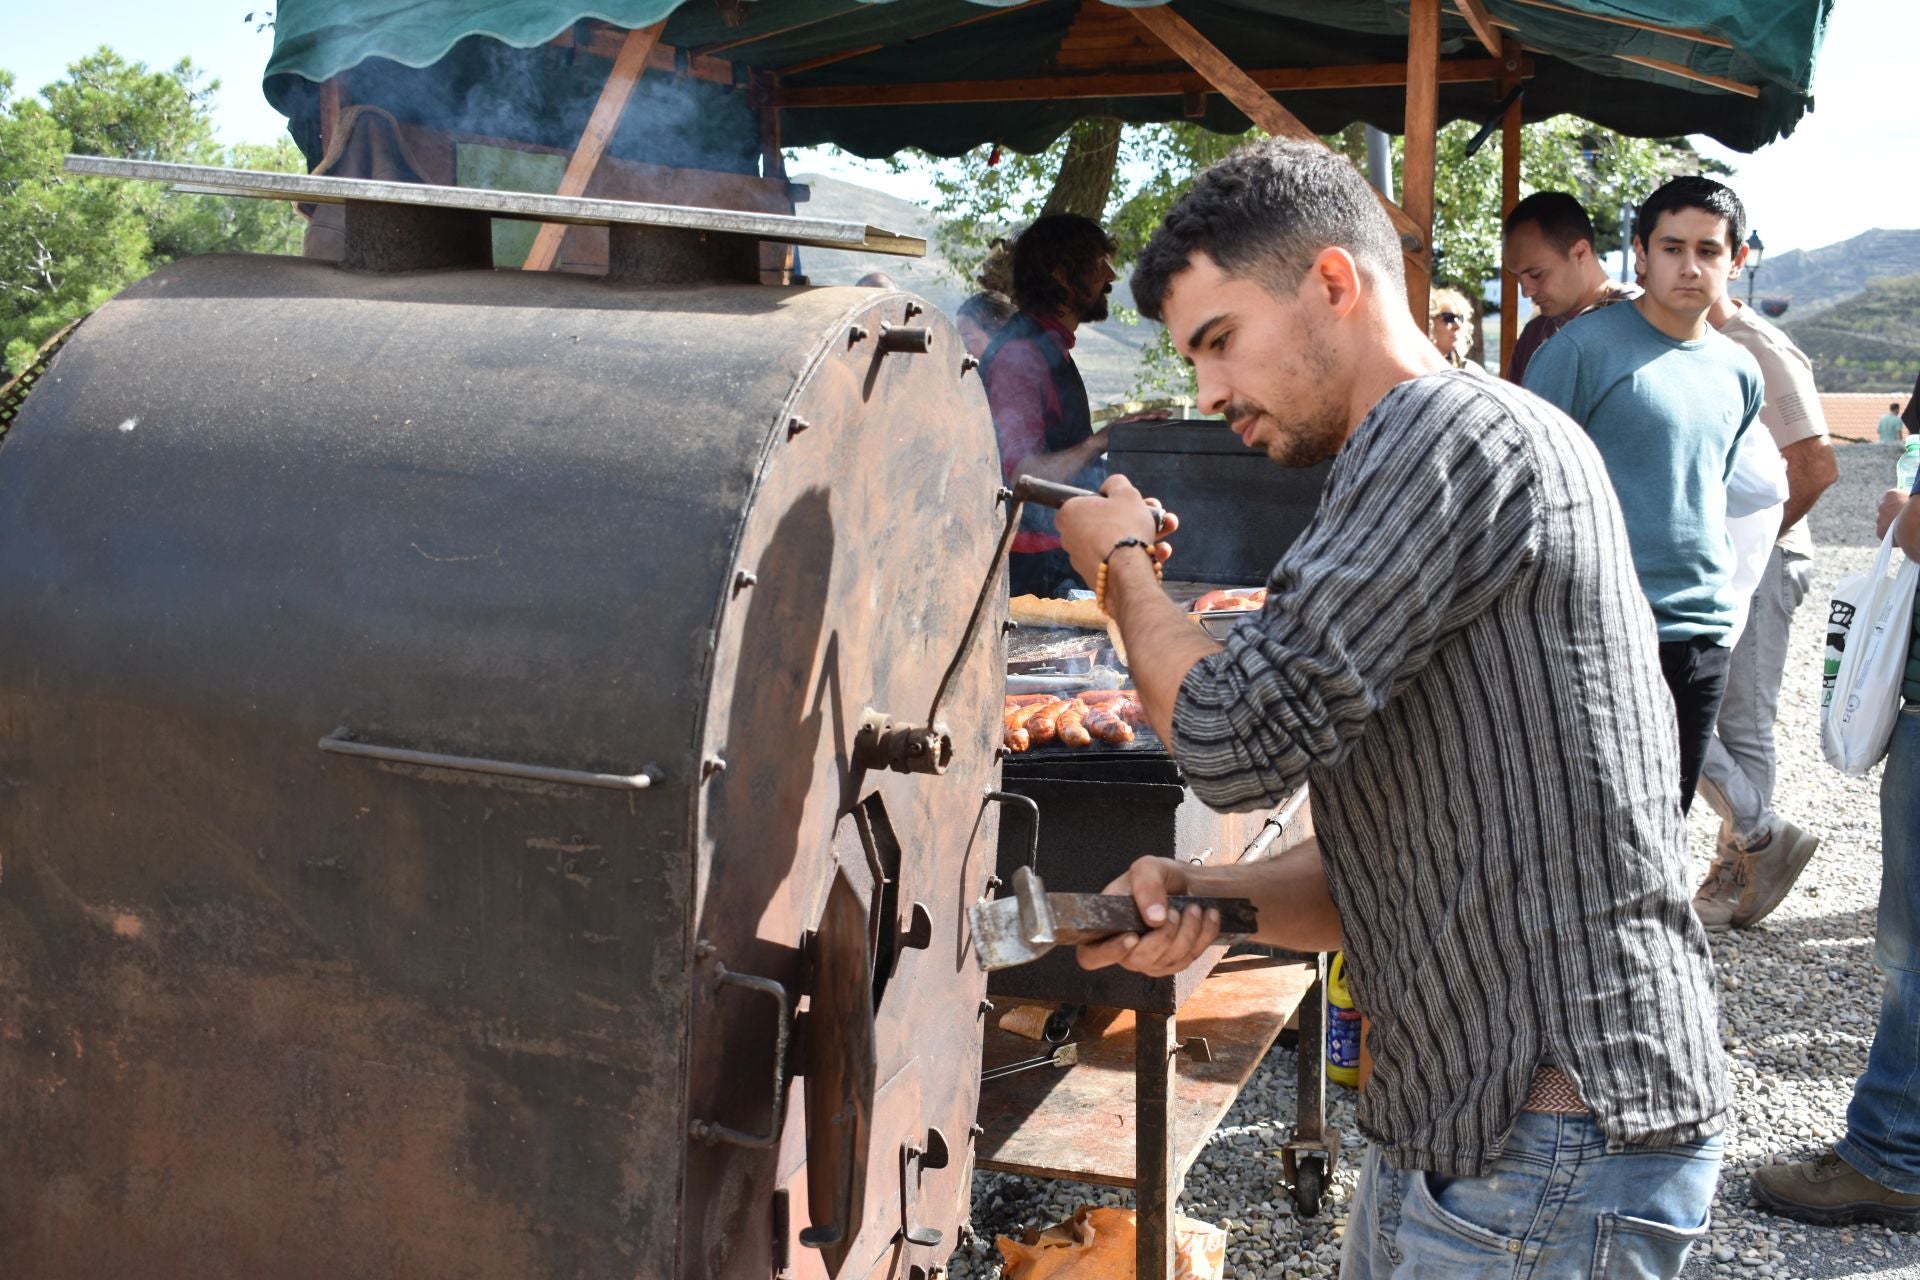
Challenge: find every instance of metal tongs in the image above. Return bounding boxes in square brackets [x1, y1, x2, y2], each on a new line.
[968, 866, 1258, 972]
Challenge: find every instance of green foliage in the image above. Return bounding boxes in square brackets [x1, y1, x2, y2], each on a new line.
[1782, 272, 1920, 393]
[0, 50, 305, 373]
[900, 116, 1715, 391]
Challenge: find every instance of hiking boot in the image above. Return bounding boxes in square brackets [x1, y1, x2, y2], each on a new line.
[1751, 1150, 1920, 1229]
[1692, 851, 1748, 933]
[1732, 818, 1820, 929]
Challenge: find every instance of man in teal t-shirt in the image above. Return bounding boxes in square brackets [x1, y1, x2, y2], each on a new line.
[1525, 176, 1762, 814]
[1880, 402, 1907, 444]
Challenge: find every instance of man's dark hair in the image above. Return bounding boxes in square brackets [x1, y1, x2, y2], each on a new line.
[1131, 138, 1402, 324]
[1893, 402, 1902, 413]
[1635, 176, 1747, 252]
[957, 290, 1017, 330]
[1010, 215, 1116, 313]
[1503, 191, 1597, 254]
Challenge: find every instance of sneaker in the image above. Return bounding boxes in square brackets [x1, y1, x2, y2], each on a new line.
[1731, 818, 1819, 929]
[1692, 850, 1749, 933]
[1751, 1150, 1920, 1229]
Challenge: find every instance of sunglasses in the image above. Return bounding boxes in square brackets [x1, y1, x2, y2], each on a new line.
[1436, 312, 1466, 324]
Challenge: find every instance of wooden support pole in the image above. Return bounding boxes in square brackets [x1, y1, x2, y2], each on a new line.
[1126, 5, 1430, 277]
[1403, 0, 1440, 324]
[1499, 39, 1523, 377]
[318, 76, 345, 163]
[524, 21, 667, 272]
[1135, 1012, 1177, 1280]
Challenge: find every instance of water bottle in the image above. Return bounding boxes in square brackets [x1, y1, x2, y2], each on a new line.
[1897, 440, 1920, 494]
[1326, 951, 1362, 1088]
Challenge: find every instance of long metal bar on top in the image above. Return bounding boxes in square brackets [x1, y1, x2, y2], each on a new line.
[61, 156, 928, 258]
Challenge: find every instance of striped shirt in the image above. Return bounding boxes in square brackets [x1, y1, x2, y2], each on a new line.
[1172, 367, 1728, 1176]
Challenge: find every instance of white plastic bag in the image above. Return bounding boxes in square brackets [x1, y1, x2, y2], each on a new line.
[1822, 526, 1920, 775]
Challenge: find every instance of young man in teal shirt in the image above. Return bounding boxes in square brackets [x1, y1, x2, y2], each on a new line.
[1525, 177, 1763, 812]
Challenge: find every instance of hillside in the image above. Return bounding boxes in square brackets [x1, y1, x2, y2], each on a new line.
[1781, 271, 1920, 394]
[793, 172, 1154, 403]
[1746, 228, 1920, 318]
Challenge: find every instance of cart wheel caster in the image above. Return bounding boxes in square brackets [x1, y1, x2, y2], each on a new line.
[1290, 1155, 1326, 1218]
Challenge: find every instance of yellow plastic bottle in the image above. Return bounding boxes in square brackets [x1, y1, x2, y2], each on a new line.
[1326, 951, 1361, 1088]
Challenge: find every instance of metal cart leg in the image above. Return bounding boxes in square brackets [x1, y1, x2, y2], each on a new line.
[1282, 952, 1339, 1217]
[1136, 1010, 1176, 1280]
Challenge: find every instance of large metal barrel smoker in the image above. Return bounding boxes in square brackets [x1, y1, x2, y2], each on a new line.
[0, 163, 1005, 1279]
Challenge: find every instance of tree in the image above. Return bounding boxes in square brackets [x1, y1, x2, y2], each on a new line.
[1040, 117, 1123, 219]
[893, 115, 1712, 393]
[0, 50, 305, 373]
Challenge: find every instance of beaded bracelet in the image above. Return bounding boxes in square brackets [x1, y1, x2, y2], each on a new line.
[1095, 537, 1161, 614]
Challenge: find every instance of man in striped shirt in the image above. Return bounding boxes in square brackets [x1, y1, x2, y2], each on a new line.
[1057, 139, 1728, 1277]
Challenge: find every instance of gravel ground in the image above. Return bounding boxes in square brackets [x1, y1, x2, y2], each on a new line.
[951, 444, 1920, 1280]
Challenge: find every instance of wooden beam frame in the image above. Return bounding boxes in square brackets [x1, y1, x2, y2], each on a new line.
[774, 0, 1047, 77]
[1454, 0, 1503, 58]
[693, 5, 867, 57]
[1614, 54, 1759, 97]
[552, 22, 733, 83]
[1503, 0, 1733, 49]
[774, 57, 1520, 107]
[1403, 0, 1440, 323]
[1122, 3, 1432, 268]
[1498, 36, 1524, 376]
[524, 22, 667, 271]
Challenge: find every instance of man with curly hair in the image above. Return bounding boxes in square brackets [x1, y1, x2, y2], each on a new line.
[980, 214, 1119, 597]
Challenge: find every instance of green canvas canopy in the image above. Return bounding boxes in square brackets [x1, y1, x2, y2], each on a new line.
[264, 0, 1830, 164]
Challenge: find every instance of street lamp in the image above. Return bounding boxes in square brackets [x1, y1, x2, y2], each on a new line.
[1745, 230, 1765, 304]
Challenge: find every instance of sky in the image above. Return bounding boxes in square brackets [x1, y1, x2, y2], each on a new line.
[1, 0, 1911, 258]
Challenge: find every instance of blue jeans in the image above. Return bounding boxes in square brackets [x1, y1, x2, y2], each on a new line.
[1838, 706, 1920, 1192]
[1341, 1112, 1724, 1278]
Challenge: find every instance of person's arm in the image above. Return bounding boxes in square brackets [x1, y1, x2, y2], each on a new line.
[1746, 340, 1835, 534]
[1013, 430, 1106, 485]
[982, 341, 1104, 485]
[1069, 385, 1542, 814]
[1778, 435, 1838, 536]
[1074, 839, 1343, 976]
[1881, 488, 1920, 564]
[1050, 474, 1214, 743]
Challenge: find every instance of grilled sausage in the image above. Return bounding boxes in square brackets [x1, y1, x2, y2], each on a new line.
[1003, 724, 1031, 753]
[1026, 697, 1064, 745]
[1056, 700, 1093, 748]
[1085, 706, 1134, 744]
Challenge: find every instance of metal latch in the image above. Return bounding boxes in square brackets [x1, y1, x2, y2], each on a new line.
[853, 709, 952, 776]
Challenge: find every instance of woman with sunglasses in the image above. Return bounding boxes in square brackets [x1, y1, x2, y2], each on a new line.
[1428, 287, 1475, 367]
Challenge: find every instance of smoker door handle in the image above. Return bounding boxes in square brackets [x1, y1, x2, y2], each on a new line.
[687, 965, 792, 1150]
[319, 731, 662, 791]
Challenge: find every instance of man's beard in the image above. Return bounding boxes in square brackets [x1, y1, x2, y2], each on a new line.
[1075, 284, 1112, 323]
[1226, 402, 1347, 468]
[1226, 336, 1345, 468]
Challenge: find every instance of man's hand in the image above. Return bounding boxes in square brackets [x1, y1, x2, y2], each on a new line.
[1106, 408, 1175, 427]
[1075, 855, 1222, 976]
[1878, 487, 1909, 540]
[1056, 474, 1178, 587]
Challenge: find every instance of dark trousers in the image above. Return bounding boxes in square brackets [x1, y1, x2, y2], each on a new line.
[1008, 548, 1084, 599]
[1658, 636, 1733, 814]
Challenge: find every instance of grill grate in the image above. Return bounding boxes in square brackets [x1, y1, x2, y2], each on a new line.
[0, 320, 82, 440]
